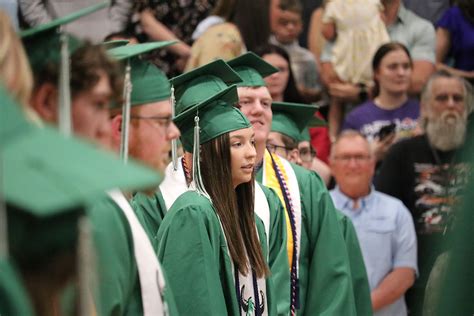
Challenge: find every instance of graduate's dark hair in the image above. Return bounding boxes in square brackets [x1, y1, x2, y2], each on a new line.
[372, 42, 412, 97]
[200, 133, 270, 278]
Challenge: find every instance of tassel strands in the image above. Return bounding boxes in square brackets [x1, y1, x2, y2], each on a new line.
[192, 116, 211, 201]
[58, 29, 72, 137]
[120, 59, 132, 163]
[170, 85, 178, 171]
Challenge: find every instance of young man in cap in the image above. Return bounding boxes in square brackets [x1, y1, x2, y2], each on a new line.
[107, 44, 181, 247]
[20, 7, 176, 315]
[228, 52, 361, 315]
[268, 101, 374, 316]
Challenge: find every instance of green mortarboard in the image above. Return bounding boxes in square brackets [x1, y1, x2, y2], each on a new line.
[0, 84, 162, 263]
[173, 86, 251, 152]
[170, 59, 242, 114]
[101, 39, 129, 49]
[21, 2, 108, 74]
[271, 102, 319, 142]
[300, 127, 311, 142]
[107, 41, 176, 61]
[227, 52, 278, 87]
[107, 41, 176, 162]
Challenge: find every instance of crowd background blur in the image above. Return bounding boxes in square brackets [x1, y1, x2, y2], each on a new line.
[2, 0, 474, 314]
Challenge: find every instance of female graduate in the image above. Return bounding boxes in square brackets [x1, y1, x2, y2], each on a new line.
[156, 83, 275, 316]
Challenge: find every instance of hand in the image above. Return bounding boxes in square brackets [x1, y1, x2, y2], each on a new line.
[370, 133, 396, 162]
[328, 82, 360, 103]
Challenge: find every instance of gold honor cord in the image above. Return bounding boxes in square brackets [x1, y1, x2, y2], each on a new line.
[58, 30, 72, 137]
[120, 60, 132, 164]
[170, 86, 178, 171]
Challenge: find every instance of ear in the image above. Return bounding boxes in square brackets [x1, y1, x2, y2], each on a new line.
[30, 83, 58, 124]
[110, 114, 123, 149]
[288, 148, 300, 164]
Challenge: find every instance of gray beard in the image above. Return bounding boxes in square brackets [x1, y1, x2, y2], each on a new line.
[426, 111, 467, 151]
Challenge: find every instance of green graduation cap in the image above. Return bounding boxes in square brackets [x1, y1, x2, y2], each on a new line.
[101, 39, 129, 49]
[21, 2, 108, 73]
[107, 41, 176, 162]
[174, 86, 250, 153]
[227, 52, 279, 87]
[1, 83, 163, 263]
[170, 59, 242, 115]
[271, 101, 319, 142]
[21, 2, 108, 137]
[173, 86, 251, 198]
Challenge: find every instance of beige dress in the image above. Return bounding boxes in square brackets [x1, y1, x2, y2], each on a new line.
[323, 0, 390, 85]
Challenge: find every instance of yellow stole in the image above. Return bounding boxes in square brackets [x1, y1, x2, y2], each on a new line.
[263, 150, 294, 269]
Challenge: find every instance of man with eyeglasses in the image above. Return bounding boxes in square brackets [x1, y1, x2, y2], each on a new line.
[330, 130, 418, 316]
[109, 55, 181, 247]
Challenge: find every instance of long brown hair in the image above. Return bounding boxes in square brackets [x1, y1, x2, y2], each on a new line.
[200, 133, 269, 278]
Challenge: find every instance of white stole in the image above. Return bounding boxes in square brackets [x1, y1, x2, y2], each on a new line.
[107, 190, 167, 316]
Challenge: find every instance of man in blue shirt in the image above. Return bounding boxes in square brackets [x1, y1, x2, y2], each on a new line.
[329, 130, 418, 316]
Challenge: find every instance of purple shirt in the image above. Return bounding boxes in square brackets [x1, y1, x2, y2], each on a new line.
[342, 99, 420, 141]
[437, 6, 474, 71]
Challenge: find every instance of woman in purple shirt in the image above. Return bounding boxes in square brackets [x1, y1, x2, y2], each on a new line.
[436, 1, 474, 83]
[343, 43, 421, 162]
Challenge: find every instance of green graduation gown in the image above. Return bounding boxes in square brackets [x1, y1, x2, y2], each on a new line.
[335, 211, 373, 316]
[156, 191, 276, 316]
[131, 190, 167, 249]
[0, 258, 35, 316]
[87, 196, 177, 316]
[257, 154, 357, 315]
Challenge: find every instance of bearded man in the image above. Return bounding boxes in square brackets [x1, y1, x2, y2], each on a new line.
[375, 70, 472, 315]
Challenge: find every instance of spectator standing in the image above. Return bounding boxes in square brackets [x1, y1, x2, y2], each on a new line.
[320, 0, 435, 139]
[342, 43, 420, 162]
[403, 0, 451, 25]
[330, 130, 417, 315]
[270, 0, 321, 102]
[436, 0, 474, 84]
[19, 0, 132, 43]
[321, 0, 390, 142]
[375, 71, 471, 315]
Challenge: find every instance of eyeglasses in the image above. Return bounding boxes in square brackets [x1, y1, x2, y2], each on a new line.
[130, 115, 173, 130]
[334, 154, 371, 164]
[299, 146, 317, 163]
[266, 143, 293, 156]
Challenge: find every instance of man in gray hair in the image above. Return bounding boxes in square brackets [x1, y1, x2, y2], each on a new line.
[375, 70, 472, 316]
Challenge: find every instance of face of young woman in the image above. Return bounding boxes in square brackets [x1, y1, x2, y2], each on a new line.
[229, 127, 257, 188]
[263, 53, 290, 99]
[374, 49, 412, 96]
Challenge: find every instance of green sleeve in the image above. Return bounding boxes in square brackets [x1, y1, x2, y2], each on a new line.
[259, 184, 291, 316]
[87, 198, 138, 316]
[336, 211, 373, 316]
[0, 259, 35, 316]
[156, 195, 237, 316]
[293, 164, 357, 315]
[130, 191, 167, 249]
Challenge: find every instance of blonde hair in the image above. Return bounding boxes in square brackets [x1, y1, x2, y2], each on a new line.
[0, 11, 34, 105]
[0, 10, 41, 123]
